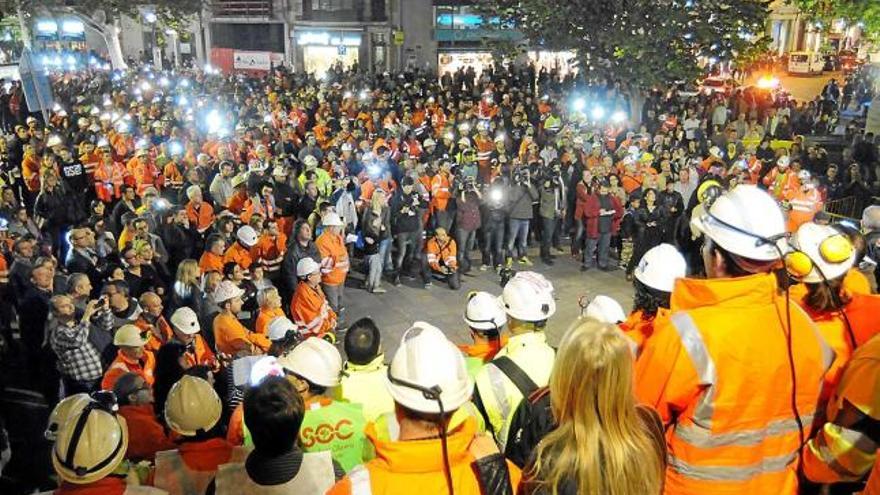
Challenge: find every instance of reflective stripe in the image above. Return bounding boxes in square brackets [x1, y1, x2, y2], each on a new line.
[349, 465, 372, 495]
[670, 312, 717, 427]
[674, 412, 814, 448]
[669, 451, 797, 481]
[486, 363, 511, 423]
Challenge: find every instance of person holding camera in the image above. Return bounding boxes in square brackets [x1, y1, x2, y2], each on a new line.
[455, 176, 482, 274]
[426, 228, 461, 290]
[538, 162, 566, 265]
[390, 177, 430, 286]
[48, 294, 108, 395]
[481, 175, 509, 272]
[506, 165, 539, 267]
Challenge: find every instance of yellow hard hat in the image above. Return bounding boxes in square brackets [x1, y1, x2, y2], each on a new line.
[45, 393, 91, 441]
[113, 324, 147, 347]
[164, 376, 222, 436]
[52, 400, 129, 484]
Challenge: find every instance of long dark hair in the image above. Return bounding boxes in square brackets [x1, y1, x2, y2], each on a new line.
[632, 279, 671, 317]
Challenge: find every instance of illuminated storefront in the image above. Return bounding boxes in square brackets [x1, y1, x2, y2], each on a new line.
[295, 29, 363, 77]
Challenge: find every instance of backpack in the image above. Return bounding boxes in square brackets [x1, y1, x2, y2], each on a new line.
[472, 356, 555, 468]
[504, 385, 555, 469]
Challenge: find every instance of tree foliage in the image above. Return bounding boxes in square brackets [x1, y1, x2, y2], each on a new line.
[793, 0, 880, 42]
[478, 0, 771, 89]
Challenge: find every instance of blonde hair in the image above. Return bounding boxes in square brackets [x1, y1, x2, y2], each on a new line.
[370, 188, 386, 212]
[176, 259, 201, 286]
[528, 318, 663, 495]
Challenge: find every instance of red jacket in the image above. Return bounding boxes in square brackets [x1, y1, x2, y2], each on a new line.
[584, 193, 624, 238]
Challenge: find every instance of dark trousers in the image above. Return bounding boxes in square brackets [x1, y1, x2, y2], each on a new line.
[584, 233, 612, 269]
[394, 231, 429, 283]
[432, 270, 461, 290]
[481, 220, 506, 267]
[62, 376, 100, 396]
[540, 216, 557, 259]
[455, 228, 477, 273]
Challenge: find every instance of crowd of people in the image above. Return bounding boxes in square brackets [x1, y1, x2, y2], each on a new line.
[0, 55, 878, 494]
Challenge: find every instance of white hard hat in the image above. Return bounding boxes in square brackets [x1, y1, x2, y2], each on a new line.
[423, 138, 436, 147]
[692, 185, 786, 261]
[499, 271, 556, 322]
[798, 170, 812, 182]
[791, 222, 856, 283]
[385, 322, 473, 414]
[464, 291, 507, 332]
[52, 400, 128, 484]
[164, 376, 222, 436]
[709, 146, 722, 158]
[458, 137, 471, 147]
[272, 165, 288, 177]
[45, 393, 91, 441]
[277, 337, 342, 388]
[634, 243, 687, 293]
[170, 307, 200, 335]
[303, 155, 318, 168]
[237, 225, 258, 247]
[584, 295, 626, 324]
[267, 316, 296, 341]
[214, 280, 245, 304]
[296, 257, 321, 278]
[777, 156, 790, 168]
[321, 212, 343, 227]
[340, 142, 354, 152]
[47, 135, 63, 148]
[248, 159, 267, 172]
[113, 324, 146, 347]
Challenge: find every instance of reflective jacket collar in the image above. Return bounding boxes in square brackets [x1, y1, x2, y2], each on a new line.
[343, 354, 386, 374]
[671, 273, 778, 311]
[366, 417, 476, 473]
[504, 331, 548, 351]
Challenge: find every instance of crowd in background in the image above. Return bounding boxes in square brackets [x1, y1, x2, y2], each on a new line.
[0, 56, 878, 494]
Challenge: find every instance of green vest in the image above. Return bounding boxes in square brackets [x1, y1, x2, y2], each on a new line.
[464, 356, 484, 380]
[298, 400, 370, 472]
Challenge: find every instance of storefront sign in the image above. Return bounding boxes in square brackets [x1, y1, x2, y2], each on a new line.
[233, 50, 271, 71]
[393, 30, 405, 45]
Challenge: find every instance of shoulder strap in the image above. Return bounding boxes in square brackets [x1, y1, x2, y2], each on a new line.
[492, 356, 538, 397]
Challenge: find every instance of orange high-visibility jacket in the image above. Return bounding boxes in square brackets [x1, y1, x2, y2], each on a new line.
[635, 273, 832, 495]
[803, 333, 880, 491]
[135, 316, 174, 354]
[316, 231, 349, 286]
[102, 350, 157, 391]
[118, 404, 175, 462]
[785, 188, 823, 233]
[620, 308, 670, 356]
[223, 242, 254, 271]
[199, 251, 225, 275]
[255, 306, 284, 336]
[327, 418, 521, 495]
[426, 237, 457, 273]
[290, 281, 337, 338]
[186, 201, 215, 233]
[213, 312, 270, 356]
[253, 233, 287, 275]
[430, 172, 452, 212]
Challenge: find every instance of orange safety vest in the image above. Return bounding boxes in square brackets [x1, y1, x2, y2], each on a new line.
[316, 231, 349, 286]
[785, 188, 823, 233]
[213, 312, 270, 356]
[430, 173, 452, 212]
[223, 243, 254, 271]
[102, 350, 157, 391]
[635, 273, 832, 495]
[154, 438, 246, 495]
[118, 404, 175, 461]
[290, 281, 337, 338]
[199, 251, 225, 275]
[136, 316, 174, 354]
[93, 161, 128, 202]
[426, 237, 457, 272]
[182, 335, 217, 369]
[253, 233, 287, 275]
[327, 418, 522, 495]
[255, 306, 284, 336]
[186, 201, 215, 233]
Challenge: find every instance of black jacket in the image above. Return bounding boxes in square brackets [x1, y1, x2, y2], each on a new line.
[65, 249, 103, 292]
[280, 240, 320, 293]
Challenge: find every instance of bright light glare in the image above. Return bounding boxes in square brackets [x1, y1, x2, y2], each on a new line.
[206, 109, 222, 133]
[168, 141, 183, 155]
[591, 106, 606, 120]
[756, 75, 780, 90]
[263, 114, 273, 123]
[159, 77, 170, 87]
[344, 91, 353, 98]
[140, 81, 151, 91]
[490, 189, 503, 202]
[572, 98, 586, 112]
[359, 90, 368, 100]
[612, 111, 626, 123]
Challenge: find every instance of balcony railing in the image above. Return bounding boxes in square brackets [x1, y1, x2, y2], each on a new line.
[213, 0, 274, 18]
